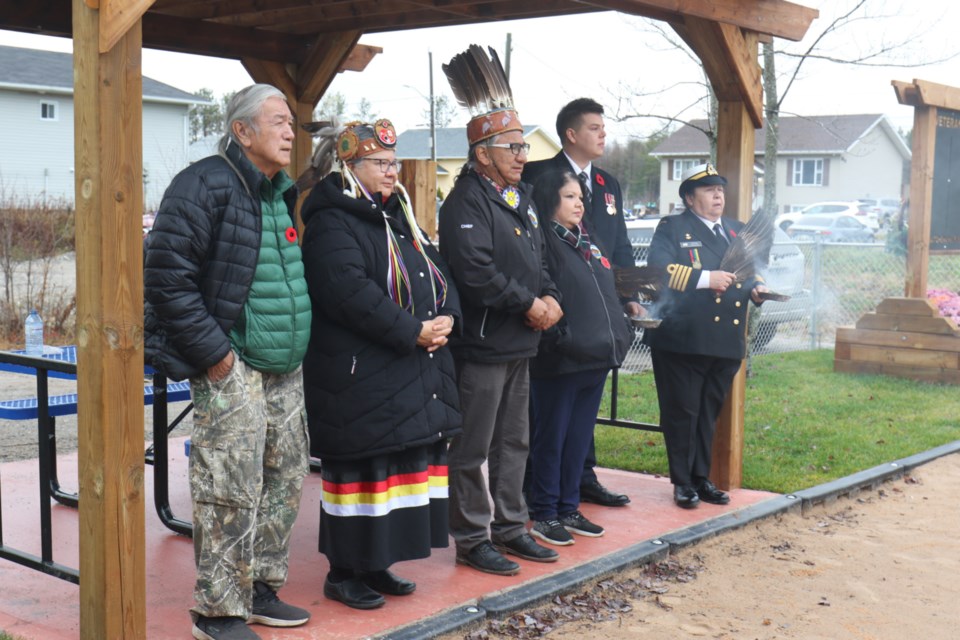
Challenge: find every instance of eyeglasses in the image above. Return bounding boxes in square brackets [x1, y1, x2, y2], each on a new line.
[361, 158, 402, 173]
[487, 142, 531, 156]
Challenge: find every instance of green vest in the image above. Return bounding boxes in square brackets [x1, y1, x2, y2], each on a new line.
[230, 171, 311, 373]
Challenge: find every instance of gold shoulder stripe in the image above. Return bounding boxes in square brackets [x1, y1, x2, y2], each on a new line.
[666, 263, 692, 290]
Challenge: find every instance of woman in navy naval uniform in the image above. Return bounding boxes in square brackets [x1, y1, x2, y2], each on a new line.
[641, 163, 767, 509]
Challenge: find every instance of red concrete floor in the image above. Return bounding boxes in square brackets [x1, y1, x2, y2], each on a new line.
[0, 439, 776, 639]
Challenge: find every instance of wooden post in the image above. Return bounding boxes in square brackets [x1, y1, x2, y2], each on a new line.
[711, 100, 756, 490]
[905, 104, 936, 297]
[73, 1, 147, 637]
[399, 160, 438, 240]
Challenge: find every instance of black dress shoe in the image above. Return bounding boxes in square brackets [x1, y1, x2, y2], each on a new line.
[456, 540, 520, 576]
[495, 533, 559, 563]
[580, 480, 630, 507]
[673, 484, 700, 509]
[696, 479, 731, 505]
[323, 575, 386, 610]
[359, 569, 416, 596]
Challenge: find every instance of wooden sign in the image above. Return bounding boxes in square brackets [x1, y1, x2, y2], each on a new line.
[931, 108, 960, 250]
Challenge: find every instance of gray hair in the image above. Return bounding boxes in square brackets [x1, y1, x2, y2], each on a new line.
[218, 84, 288, 154]
[457, 133, 502, 179]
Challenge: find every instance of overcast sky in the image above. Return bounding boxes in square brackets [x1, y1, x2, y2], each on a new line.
[1, 0, 956, 141]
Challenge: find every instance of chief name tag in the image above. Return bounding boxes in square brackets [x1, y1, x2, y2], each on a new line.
[679, 241, 702, 248]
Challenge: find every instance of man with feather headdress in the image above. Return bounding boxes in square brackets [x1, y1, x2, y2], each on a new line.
[642, 163, 767, 510]
[439, 45, 563, 576]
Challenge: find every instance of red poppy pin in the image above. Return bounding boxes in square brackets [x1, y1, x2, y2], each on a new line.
[285, 227, 298, 243]
[729, 229, 737, 238]
[600, 256, 611, 269]
[595, 174, 605, 187]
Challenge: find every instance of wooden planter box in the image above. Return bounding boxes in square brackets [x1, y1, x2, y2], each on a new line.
[835, 297, 960, 384]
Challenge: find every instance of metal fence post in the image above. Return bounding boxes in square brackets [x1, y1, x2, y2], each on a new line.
[809, 237, 823, 349]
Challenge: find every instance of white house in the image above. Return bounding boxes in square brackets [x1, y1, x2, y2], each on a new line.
[0, 45, 208, 210]
[650, 114, 911, 216]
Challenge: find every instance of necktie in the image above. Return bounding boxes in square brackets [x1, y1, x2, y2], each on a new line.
[713, 223, 728, 244]
[578, 171, 592, 209]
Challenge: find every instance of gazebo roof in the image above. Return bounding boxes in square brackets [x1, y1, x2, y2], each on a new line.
[5, 1, 817, 64]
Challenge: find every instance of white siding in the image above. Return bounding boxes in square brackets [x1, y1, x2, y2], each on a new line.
[0, 87, 191, 209]
[0, 88, 76, 204]
[778, 127, 904, 211]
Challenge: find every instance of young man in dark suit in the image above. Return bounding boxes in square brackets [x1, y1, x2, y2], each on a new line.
[523, 98, 640, 508]
[641, 163, 767, 509]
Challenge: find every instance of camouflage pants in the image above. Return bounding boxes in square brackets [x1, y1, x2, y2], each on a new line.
[188, 354, 309, 619]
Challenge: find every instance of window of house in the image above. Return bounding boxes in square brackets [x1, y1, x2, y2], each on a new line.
[40, 101, 58, 121]
[792, 158, 823, 186]
[672, 159, 699, 181]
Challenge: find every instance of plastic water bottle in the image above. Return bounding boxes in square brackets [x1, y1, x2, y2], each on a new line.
[25, 309, 44, 356]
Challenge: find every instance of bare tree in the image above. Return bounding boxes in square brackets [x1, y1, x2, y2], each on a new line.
[611, 1, 958, 216]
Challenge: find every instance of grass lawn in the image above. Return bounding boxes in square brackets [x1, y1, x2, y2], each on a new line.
[596, 349, 960, 494]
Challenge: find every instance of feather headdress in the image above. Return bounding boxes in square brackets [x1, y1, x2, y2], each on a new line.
[443, 44, 523, 145]
[295, 118, 342, 192]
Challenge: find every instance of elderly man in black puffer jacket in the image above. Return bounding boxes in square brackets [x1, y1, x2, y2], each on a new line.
[145, 84, 312, 640]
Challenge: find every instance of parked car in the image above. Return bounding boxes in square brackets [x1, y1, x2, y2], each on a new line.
[785, 214, 875, 243]
[626, 211, 678, 265]
[777, 201, 877, 231]
[753, 227, 811, 349]
[858, 197, 900, 226]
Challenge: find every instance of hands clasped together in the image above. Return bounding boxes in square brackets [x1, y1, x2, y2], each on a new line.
[418, 314, 455, 352]
[525, 295, 563, 331]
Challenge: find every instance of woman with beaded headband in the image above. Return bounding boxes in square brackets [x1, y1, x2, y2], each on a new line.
[299, 119, 462, 610]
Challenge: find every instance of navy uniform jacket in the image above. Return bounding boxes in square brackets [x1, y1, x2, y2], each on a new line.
[522, 152, 634, 270]
[641, 209, 762, 360]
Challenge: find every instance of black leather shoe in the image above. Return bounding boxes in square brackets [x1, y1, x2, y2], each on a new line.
[495, 533, 559, 563]
[580, 480, 630, 507]
[696, 479, 731, 505]
[359, 569, 416, 596]
[673, 484, 700, 509]
[456, 540, 520, 576]
[323, 575, 386, 610]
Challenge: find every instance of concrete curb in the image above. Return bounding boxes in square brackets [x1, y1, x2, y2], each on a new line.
[390, 442, 960, 639]
[789, 440, 960, 510]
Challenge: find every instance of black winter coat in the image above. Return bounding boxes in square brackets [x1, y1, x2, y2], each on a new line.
[641, 209, 762, 360]
[530, 224, 633, 378]
[523, 152, 635, 271]
[144, 142, 298, 381]
[300, 174, 462, 461]
[438, 170, 560, 363]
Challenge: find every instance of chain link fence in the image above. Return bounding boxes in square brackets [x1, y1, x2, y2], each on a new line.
[623, 233, 960, 372]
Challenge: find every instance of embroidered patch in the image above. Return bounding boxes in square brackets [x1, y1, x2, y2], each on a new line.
[527, 205, 539, 228]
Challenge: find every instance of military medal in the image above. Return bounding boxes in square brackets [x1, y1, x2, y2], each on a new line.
[527, 205, 539, 228]
[690, 248, 701, 269]
[604, 193, 617, 215]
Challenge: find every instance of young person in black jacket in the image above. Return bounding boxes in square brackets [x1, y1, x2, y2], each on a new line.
[526, 170, 633, 546]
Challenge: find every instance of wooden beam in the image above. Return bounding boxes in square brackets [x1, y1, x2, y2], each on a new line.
[710, 99, 756, 491]
[142, 13, 313, 62]
[399, 160, 439, 240]
[73, 0, 147, 638]
[98, 0, 154, 53]
[675, 17, 763, 128]
[340, 43, 383, 72]
[914, 79, 960, 111]
[578, 0, 818, 42]
[241, 58, 298, 102]
[298, 31, 362, 105]
[904, 103, 936, 298]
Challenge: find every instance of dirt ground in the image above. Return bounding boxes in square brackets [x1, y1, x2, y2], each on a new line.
[443, 454, 960, 640]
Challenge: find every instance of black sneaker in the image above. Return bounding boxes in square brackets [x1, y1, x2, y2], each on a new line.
[249, 581, 310, 627]
[531, 519, 575, 546]
[192, 615, 260, 640]
[456, 540, 520, 576]
[559, 511, 605, 537]
[495, 532, 559, 563]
